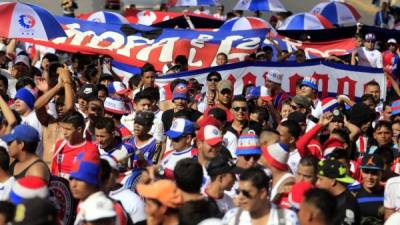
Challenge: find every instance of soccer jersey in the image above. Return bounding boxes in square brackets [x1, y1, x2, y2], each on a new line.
[127, 137, 158, 166]
[51, 140, 97, 178]
[160, 147, 197, 179]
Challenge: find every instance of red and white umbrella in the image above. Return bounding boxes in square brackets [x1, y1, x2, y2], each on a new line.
[87, 11, 128, 25]
[219, 17, 277, 34]
[278, 12, 334, 30]
[0, 2, 66, 40]
[310, 1, 361, 26]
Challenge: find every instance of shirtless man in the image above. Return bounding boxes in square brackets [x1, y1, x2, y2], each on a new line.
[34, 66, 74, 166]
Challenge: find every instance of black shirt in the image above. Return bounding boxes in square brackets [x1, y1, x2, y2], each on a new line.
[334, 190, 361, 225]
[354, 186, 384, 222]
[161, 108, 202, 132]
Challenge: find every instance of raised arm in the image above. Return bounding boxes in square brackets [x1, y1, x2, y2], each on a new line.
[58, 66, 75, 112]
[0, 94, 16, 132]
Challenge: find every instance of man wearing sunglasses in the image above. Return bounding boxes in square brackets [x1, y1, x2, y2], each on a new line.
[223, 167, 298, 225]
[235, 133, 262, 170]
[198, 72, 221, 113]
[160, 118, 196, 179]
[352, 155, 384, 223]
[351, 33, 382, 69]
[224, 96, 248, 156]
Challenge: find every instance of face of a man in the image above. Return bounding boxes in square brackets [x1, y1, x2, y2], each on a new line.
[69, 179, 95, 200]
[361, 169, 382, 190]
[300, 86, 314, 98]
[236, 154, 260, 169]
[374, 126, 392, 146]
[382, 105, 392, 121]
[218, 89, 232, 105]
[136, 99, 152, 112]
[95, 128, 113, 149]
[295, 164, 316, 183]
[88, 100, 104, 120]
[364, 40, 375, 51]
[392, 123, 400, 141]
[171, 135, 191, 151]
[277, 125, 293, 147]
[198, 141, 221, 161]
[364, 85, 380, 102]
[173, 98, 188, 111]
[216, 54, 228, 66]
[231, 101, 248, 122]
[315, 175, 334, 193]
[14, 99, 30, 115]
[142, 71, 156, 87]
[237, 180, 266, 212]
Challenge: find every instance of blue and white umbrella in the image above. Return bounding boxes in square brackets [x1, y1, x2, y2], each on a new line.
[219, 16, 276, 34]
[173, 0, 216, 7]
[233, 0, 287, 12]
[310, 1, 361, 26]
[87, 11, 128, 25]
[0, 2, 66, 40]
[278, 12, 334, 30]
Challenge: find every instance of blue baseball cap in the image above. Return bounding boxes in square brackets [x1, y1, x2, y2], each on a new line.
[2, 124, 39, 143]
[165, 118, 195, 139]
[172, 83, 188, 101]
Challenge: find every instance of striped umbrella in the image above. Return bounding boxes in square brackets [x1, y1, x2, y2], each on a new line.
[278, 12, 334, 30]
[87, 11, 128, 25]
[0, 2, 66, 40]
[310, 1, 361, 26]
[172, 0, 216, 7]
[233, 0, 287, 12]
[219, 17, 275, 31]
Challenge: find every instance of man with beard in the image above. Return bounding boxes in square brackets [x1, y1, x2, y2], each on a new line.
[85, 98, 105, 141]
[35, 66, 74, 166]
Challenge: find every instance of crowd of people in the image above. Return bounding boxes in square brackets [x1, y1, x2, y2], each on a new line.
[1, 1, 400, 225]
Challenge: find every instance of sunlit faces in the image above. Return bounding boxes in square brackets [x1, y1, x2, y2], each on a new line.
[231, 101, 248, 121]
[14, 99, 30, 115]
[373, 126, 392, 146]
[295, 164, 316, 183]
[218, 89, 232, 105]
[236, 180, 267, 212]
[361, 169, 382, 190]
[142, 71, 156, 87]
[94, 128, 113, 149]
[173, 98, 188, 111]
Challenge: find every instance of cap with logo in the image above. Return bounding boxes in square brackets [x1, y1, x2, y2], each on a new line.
[265, 70, 283, 84]
[78, 84, 98, 101]
[360, 154, 384, 170]
[236, 133, 261, 156]
[318, 158, 355, 184]
[206, 156, 240, 177]
[173, 83, 189, 101]
[104, 97, 129, 115]
[81, 192, 116, 222]
[301, 76, 318, 91]
[197, 125, 223, 147]
[365, 33, 376, 42]
[1, 124, 39, 144]
[165, 118, 195, 139]
[107, 81, 130, 95]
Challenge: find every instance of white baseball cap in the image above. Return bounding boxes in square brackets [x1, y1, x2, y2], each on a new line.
[388, 38, 397, 44]
[82, 192, 116, 222]
[265, 70, 283, 84]
[15, 54, 30, 67]
[197, 125, 222, 146]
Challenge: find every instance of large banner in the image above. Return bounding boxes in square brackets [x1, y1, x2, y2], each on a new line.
[22, 16, 267, 71]
[156, 61, 386, 101]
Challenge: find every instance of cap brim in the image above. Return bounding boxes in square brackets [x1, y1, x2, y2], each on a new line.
[1, 133, 16, 143]
[336, 175, 355, 184]
[116, 89, 130, 95]
[261, 96, 272, 101]
[359, 165, 383, 170]
[236, 149, 262, 155]
[166, 130, 183, 139]
[206, 137, 223, 147]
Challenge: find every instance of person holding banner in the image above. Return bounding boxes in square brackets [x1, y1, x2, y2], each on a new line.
[351, 33, 383, 69]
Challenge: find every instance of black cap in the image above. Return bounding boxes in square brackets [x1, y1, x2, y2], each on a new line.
[360, 154, 384, 170]
[135, 111, 154, 127]
[318, 158, 355, 184]
[13, 198, 57, 225]
[287, 111, 306, 123]
[78, 84, 98, 101]
[348, 103, 375, 126]
[206, 156, 240, 177]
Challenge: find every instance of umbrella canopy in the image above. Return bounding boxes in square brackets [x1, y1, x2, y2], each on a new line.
[310, 1, 361, 26]
[233, 0, 287, 12]
[87, 11, 128, 24]
[0, 2, 66, 40]
[172, 0, 216, 7]
[220, 17, 275, 32]
[278, 12, 334, 30]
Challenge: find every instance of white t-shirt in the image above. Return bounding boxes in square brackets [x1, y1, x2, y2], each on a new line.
[223, 131, 238, 158]
[357, 47, 383, 68]
[288, 149, 301, 174]
[1, 69, 17, 98]
[384, 176, 400, 211]
[160, 147, 196, 176]
[21, 111, 43, 156]
[121, 111, 164, 142]
[109, 187, 146, 224]
[0, 177, 15, 201]
[212, 193, 235, 214]
[311, 99, 322, 119]
[223, 205, 298, 225]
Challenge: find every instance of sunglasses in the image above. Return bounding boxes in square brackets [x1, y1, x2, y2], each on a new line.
[361, 169, 380, 175]
[207, 78, 221, 82]
[220, 89, 232, 95]
[235, 189, 253, 199]
[366, 40, 375, 43]
[233, 107, 248, 112]
[243, 154, 261, 161]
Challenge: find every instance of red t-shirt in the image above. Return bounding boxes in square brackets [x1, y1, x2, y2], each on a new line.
[51, 140, 97, 176]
